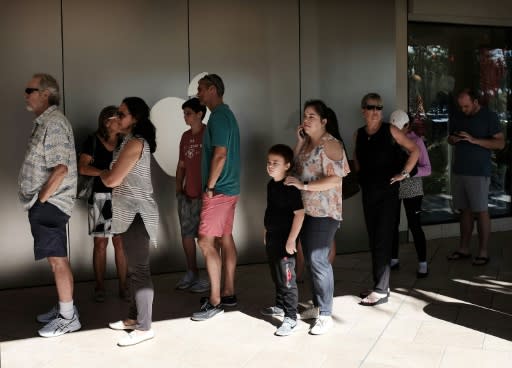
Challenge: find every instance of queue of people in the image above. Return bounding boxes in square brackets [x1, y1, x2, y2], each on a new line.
[18, 72, 504, 345]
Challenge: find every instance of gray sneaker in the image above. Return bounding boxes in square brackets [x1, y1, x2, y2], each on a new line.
[36, 305, 79, 324]
[191, 301, 224, 321]
[260, 306, 285, 317]
[275, 317, 297, 336]
[38, 313, 81, 337]
[189, 279, 210, 293]
[175, 271, 197, 290]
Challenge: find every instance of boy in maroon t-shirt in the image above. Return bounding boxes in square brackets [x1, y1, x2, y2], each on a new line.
[175, 98, 210, 292]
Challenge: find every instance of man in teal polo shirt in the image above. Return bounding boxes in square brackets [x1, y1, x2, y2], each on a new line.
[192, 74, 241, 321]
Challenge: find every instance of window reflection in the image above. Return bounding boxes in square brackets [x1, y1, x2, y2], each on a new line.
[408, 23, 511, 224]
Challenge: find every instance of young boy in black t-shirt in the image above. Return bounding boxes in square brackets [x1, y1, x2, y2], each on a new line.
[262, 144, 305, 336]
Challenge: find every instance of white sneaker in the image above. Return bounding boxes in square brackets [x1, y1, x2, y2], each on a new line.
[117, 329, 155, 347]
[275, 317, 297, 336]
[109, 320, 137, 330]
[38, 313, 81, 337]
[300, 306, 319, 320]
[310, 315, 333, 335]
[175, 271, 197, 290]
[36, 305, 79, 324]
[189, 279, 210, 293]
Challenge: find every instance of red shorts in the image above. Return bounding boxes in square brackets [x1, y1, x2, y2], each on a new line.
[199, 194, 238, 237]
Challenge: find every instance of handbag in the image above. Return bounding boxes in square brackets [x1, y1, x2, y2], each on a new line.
[88, 192, 113, 237]
[340, 140, 360, 200]
[342, 159, 360, 200]
[76, 135, 97, 200]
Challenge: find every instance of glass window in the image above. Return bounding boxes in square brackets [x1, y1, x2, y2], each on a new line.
[408, 22, 511, 224]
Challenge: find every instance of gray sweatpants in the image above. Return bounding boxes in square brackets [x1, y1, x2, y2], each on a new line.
[123, 215, 154, 330]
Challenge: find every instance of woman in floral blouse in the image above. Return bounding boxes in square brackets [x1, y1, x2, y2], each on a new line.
[285, 100, 348, 335]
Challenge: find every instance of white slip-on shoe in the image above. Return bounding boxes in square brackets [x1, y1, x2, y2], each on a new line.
[117, 329, 155, 347]
[109, 320, 137, 331]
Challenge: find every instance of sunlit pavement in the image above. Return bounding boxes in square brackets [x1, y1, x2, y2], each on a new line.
[1, 231, 511, 367]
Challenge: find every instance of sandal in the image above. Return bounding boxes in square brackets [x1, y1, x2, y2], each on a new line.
[359, 292, 389, 306]
[359, 288, 390, 299]
[447, 251, 471, 261]
[472, 256, 490, 266]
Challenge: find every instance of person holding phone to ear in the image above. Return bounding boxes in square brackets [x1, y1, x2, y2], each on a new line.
[286, 100, 347, 335]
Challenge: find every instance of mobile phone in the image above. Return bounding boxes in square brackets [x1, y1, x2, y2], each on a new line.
[299, 128, 306, 138]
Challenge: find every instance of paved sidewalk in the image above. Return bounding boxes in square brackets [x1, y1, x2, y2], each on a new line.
[1, 231, 511, 367]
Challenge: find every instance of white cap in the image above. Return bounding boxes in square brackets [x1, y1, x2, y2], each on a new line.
[389, 109, 409, 129]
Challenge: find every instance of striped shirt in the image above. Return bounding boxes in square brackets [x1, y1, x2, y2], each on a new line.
[18, 106, 77, 215]
[111, 135, 159, 246]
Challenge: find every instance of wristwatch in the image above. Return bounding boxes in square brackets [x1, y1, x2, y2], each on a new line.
[205, 187, 215, 193]
[401, 170, 410, 179]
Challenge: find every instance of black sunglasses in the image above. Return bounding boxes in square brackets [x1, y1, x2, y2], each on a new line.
[365, 104, 383, 111]
[25, 88, 39, 95]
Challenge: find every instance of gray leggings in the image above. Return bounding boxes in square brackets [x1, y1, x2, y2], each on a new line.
[122, 215, 153, 330]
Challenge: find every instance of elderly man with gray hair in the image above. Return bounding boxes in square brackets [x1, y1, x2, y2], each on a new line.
[18, 73, 81, 337]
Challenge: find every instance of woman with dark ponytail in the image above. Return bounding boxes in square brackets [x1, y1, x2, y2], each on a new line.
[100, 97, 159, 346]
[285, 99, 348, 335]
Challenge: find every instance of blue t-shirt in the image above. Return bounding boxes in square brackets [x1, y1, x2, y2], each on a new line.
[449, 107, 501, 177]
[201, 104, 241, 195]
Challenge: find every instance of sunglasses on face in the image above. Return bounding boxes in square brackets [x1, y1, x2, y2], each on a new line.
[364, 104, 383, 111]
[116, 111, 129, 118]
[25, 88, 39, 95]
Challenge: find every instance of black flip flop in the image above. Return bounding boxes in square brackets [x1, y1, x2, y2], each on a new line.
[447, 251, 471, 261]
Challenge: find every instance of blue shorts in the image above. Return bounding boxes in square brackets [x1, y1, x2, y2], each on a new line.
[29, 200, 70, 260]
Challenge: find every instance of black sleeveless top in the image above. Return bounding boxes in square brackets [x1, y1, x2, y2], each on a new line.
[355, 123, 402, 192]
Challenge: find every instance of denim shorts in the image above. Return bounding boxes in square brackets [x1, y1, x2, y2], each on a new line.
[29, 200, 70, 260]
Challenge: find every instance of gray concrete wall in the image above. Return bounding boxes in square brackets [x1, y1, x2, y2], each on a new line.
[5, 0, 507, 289]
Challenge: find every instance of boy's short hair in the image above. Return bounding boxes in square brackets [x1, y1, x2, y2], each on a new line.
[268, 144, 294, 170]
[182, 97, 207, 120]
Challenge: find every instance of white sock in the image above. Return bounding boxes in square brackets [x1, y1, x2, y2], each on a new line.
[390, 258, 399, 267]
[59, 300, 74, 319]
[418, 262, 428, 274]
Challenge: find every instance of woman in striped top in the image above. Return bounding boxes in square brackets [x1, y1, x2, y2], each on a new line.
[100, 97, 158, 347]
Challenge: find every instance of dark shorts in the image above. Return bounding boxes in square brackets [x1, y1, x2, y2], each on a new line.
[177, 192, 201, 238]
[29, 200, 70, 260]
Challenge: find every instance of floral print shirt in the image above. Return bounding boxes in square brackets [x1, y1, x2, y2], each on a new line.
[18, 106, 77, 215]
[295, 133, 348, 221]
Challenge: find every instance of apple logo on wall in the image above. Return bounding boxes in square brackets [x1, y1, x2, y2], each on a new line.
[150, 72, 211, 176]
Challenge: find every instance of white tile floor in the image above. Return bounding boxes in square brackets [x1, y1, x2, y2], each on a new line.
[1, 231, 511, 367]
